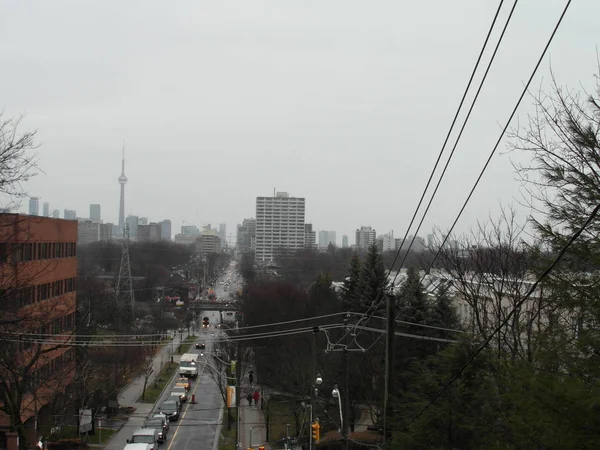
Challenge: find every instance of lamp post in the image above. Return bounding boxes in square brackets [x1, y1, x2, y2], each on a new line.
[332, 383, 347, 449]
[309, 373, 323, 450]
[332, 384, 343, 433]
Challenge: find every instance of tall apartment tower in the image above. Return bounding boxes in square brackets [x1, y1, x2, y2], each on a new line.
[255, 192, 305, 262]
[237, 218, 257, 253]
[160, 220, 172, 240]
[28, 197, 40, 216]
[90, 204, 101, 222]
[42, 202, 50, 217]
[318, 230, 336, 249]
[342, 235, 349, 248]
[218, 223, 227, 248]
[355, 226, 376, 250]
[126, 215, 139, 241]
[304, 224, 316, 249]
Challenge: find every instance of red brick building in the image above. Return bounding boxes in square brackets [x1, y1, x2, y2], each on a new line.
[0, 214, 77, 450]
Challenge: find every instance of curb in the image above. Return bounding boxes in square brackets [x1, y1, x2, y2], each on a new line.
[212, 404, 225, 450]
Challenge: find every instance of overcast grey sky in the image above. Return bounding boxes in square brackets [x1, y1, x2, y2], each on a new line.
[2, 0, 598, 244]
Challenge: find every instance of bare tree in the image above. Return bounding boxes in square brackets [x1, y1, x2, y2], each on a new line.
[508, 69, 600, 375]
[0, 114, 38, 209]
[140, 354, 155, 402]
[430, 207, 545, 361]
[203, 333, 250, 431]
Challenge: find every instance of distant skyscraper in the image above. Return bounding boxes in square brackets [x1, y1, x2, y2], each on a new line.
[342, 235, 349, 248]
[90, 204, 101, 222]
[52, 209, 59, 218]
[118, 148, 127, 234]
[218, 223, 227, 247]
[138, 217, 148, 226]
[237, 218, 256, 253]
[304, 224, 316, 249]
[148, 222, 162, 242]
[255, 192, 305, 262]
[28, 197, 39, 216]
[318, 230, 336, 249]
[181, 225, 200, 236]
[42, 202, 50, 217]
[160, 220, 172, 240]
[78, 220, 100, 245]
[356, 226, 376, 250]
[64, 209, 77, 220]
[377, 231, 394, 252]
[126, 215, 139, 241]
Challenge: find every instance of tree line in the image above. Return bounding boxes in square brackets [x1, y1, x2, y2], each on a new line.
[238, 73, 600, 448]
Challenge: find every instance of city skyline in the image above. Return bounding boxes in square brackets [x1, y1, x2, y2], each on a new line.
[8, 2, 596, 243]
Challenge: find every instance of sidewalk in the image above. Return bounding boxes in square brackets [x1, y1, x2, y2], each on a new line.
[118, 329, 189, 406]
[239, 379, 270, 450]
[102, 330, 190, 450]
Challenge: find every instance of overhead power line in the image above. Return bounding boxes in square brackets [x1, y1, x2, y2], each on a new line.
[393, 0, 520, 273]
[403, 0, 576, 430]
[422, 0, 573, 283]
[351, 0, 511, 344]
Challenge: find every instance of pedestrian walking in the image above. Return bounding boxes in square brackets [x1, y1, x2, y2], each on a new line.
[249, 372, 254, 384]
[246, 392, 253, 406]
[253, 389, 260, 406]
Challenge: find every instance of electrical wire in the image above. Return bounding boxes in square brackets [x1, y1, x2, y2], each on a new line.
[392, 0, 520, 276]
[421, 0, 573, 284]
[0, 324, 345, 347]
[7, 311, 348, 338]
[355, 325, 458, 344]
[403, 154, 591, 432]
[347, 311, 465, 334]
[349, 0, 510, 346]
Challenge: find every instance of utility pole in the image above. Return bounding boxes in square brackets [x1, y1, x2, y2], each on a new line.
[310, 326, 319, 450]
[235, 341, 241, 450]
[342, 316, 350, 450]
[383, 292, 396, 444]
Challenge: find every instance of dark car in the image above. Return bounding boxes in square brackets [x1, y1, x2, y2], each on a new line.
[159, 399, 180, 421]
[195, 342, 205, 349]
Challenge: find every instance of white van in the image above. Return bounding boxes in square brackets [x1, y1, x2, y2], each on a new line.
[127, 427, 161, 450]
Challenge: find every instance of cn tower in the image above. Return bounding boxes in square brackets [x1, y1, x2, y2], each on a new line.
[118, 147, 127, 233]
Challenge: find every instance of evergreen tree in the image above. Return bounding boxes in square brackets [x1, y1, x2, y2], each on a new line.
[361, 242, 389, 311]
[397, 266, 429, 325]
[429, 285, 460, 340]
[342, 251, 362, 311]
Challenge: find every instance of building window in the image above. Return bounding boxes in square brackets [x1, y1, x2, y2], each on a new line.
[0, 243, 8, 263]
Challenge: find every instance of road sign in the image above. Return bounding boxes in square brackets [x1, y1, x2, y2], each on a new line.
[79, 409, 92, 433]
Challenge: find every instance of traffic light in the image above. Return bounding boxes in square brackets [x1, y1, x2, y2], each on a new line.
[312, 420, 320, 442]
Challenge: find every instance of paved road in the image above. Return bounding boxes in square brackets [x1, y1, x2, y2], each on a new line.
[158, 310, 224, 450]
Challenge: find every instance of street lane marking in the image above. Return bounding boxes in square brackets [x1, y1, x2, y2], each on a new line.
[166, 341, 213, 450]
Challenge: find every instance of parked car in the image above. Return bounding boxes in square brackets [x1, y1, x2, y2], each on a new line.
[170, 385, 188, 402]
[159, 399, 180, 421]
[176, 377, 191, 391]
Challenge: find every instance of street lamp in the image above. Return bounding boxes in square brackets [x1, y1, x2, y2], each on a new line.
[309, 373, 323, 450]
[332, 384, 343, 434]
